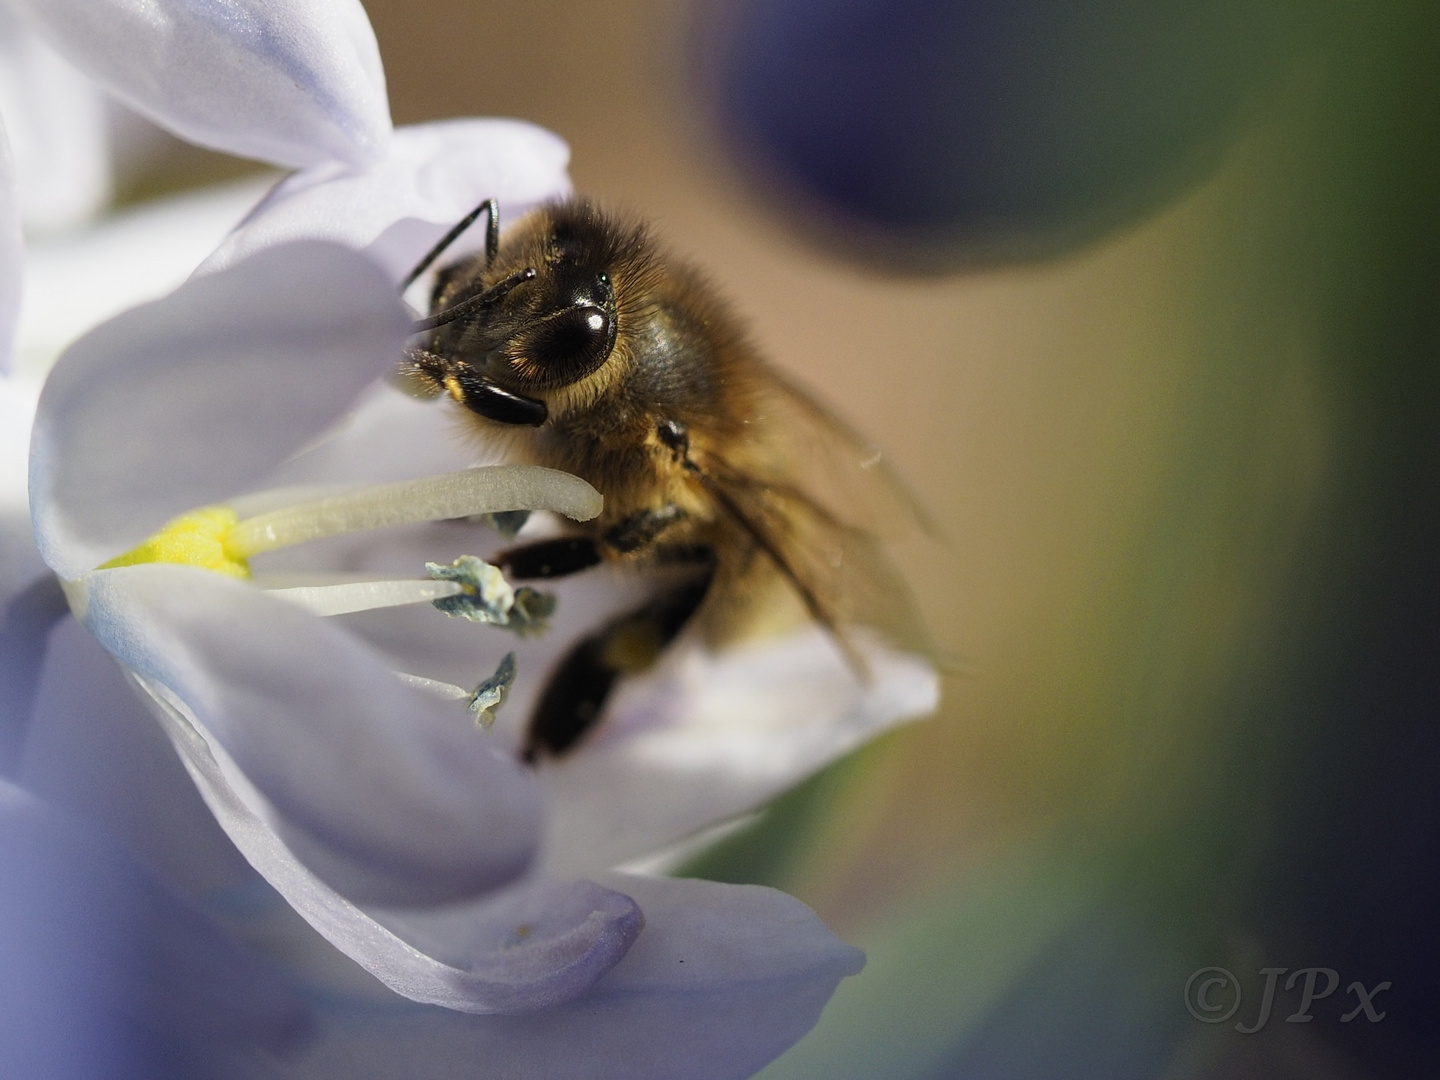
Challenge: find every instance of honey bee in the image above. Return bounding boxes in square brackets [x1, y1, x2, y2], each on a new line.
[401, 199, 929, 762]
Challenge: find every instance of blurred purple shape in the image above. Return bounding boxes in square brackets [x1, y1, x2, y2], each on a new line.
[696, 0, 1302, 267]
[0, 780, 308, 1078]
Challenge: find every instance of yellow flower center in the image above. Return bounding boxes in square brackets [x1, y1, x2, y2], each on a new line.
[99, 506, 250, 578]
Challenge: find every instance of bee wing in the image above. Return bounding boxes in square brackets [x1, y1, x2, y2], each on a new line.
[747, 368, 940, 542]
[692, 439, 934, 660]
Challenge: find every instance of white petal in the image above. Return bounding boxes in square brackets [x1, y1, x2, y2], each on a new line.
[9, 0, 390, 169]
[539, 627, 940, 876]
[201, 119, 572, 282]
[82, 564, 542, 906]
[261, 874, 864, 1080]
[0, 7, 111, 233]
[0, 779, 309, 1068]
[260, 380, 490, 491]
[0, 114, 21, 375]
[15, 175, 274, 384]
[0, 374, 36, 510]
[29, 239, 410, 579]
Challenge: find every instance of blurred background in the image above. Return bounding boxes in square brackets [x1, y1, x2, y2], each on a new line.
[92, 0, 1440, 1075]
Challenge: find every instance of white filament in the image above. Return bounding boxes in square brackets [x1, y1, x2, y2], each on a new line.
[263, 578, 463, 617]
[392, 671, 471, 701]
[227, 466, 602, 558]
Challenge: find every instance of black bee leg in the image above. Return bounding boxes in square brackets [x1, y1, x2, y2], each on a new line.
[401, 198, 498, 290]
[523, 565, 715, 763]
[498, 537, 603, 580]
[452, 370, 548, 426]
[497, 504, 688, 578]
[603, 504, 687, 554]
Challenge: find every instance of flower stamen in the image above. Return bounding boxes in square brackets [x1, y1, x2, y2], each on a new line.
[391, 651, 519, 728]
[99, 507, 249, 578]
[426, 555, 557, 635]
[263, 577, 465, 617]
[469, 651, 517, 728]
[95, 465, 601, 577]
[225, 465, 601, 558]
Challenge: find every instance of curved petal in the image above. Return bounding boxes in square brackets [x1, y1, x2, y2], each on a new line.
[363, 876, 643, 1013]
[29, 239, 410, 579]
[82, 578, 640, 1012]
[10, 0, 390, 169]
[81, 564, 542, 906]
[21, 614, 258, 897]
[15, 175, 274, 383]
[261, 381, 488, 490]
[539, 628, 940, 876]
[259, 874, 863, 1080]
[201, 119, 572, 282]
[0, 779, 308, 1074]
[0, 6, 110, 233]
[0, 114, 20, 375]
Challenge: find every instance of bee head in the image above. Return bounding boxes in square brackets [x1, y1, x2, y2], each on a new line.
[413, 203, 641, 428]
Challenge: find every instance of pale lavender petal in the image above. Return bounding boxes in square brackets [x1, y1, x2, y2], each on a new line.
[0, 6, 111, 232]
[21, 614, 258, 897]
[0, 503, 56, 778]
[0, 570, 66, 775]
[15, 175, 273, 383]
[0, 114, 20, 375]
[24, 616, 636, 1017]
[76, 569, 639, 1011]
[0, 376, 35, 509]
[9, 0, 390, 169]
[362, 875, 642, 1013]
[0, 779, 309, 1074]
[539, 628, 940, 876]
[81, 563, 541, 906]
[29, 239, 410, 579]
[0, 510, 46, 599]
[261, 874, 863, 1080]
[201, 119, 572, 282]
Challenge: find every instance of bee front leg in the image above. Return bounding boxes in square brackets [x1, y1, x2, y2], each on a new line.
[498, 537, 603, 580]
[497, 504, 689, 579]
[602, 504, 688, 554]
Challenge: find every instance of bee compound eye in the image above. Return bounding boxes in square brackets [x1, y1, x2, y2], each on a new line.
[517, 304, 616, 386]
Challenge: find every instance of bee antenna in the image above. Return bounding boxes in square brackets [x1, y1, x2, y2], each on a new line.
[400, 198, 500, 291]
[410, 267, 537, 334]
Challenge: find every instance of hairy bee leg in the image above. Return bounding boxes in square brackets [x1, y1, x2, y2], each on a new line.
[604, 504, 687, 554]
[523, 568, 714, 763]
[497, 504, 689, 579]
